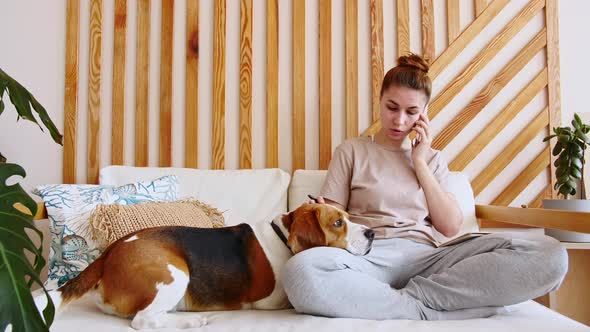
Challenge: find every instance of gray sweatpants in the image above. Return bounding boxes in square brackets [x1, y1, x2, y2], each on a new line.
[282, 232, 568, 320]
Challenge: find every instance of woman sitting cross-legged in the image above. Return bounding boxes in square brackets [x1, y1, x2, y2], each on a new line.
[281, 53, 568, 320]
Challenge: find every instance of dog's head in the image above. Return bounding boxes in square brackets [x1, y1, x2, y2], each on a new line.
[279, 203, 374, 255]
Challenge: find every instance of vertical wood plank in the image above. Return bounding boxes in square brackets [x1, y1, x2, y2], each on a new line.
[346, 0, 358, 139]
[87, 0, 102, 184]
[239, 0, 253, 169]
[135, 0, 150, 167]
[185, 0, 199, 168]
[63, 0, 80, 184]
[447, 0, 460, 44]
[475, 0, 488, 17]
[266, 0, 279, 168]
[546, 0, 562, 198]
[212, 0, 226, 169]
[396, 0, 409, 57]
[159, 0, 174, 167]
[111, 0, 127, 166]
[293, 0, 305, 170]
[370, 0, 383, 123]
[319, 0, 332, 170]
[421, 0, 434, 62]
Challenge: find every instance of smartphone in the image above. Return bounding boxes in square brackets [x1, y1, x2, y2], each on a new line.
[307, 194, 319, 203]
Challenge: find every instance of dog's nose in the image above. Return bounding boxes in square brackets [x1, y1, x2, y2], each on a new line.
[364, 229, 375, 241]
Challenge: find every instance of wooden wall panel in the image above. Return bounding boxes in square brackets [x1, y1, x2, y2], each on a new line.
[370, 0, 383, 124]
[212, 0, 226, 169]
[111, 0, 127, 166]
[293, 0, 305, 171]
[63, 0, 80, 184]
[447, 0, 460, 44]
[239, 0, 253, 169]
[185, 0, 199, 168]
[62, 0, 563, 216]
[266, 0, 279, 169]
[159, 0, 174, 167]
[345, 0, 358, 139]
[87, 0, 102, 184]
[546, 0, 562, 198]
[396, 0, 409, 57]
[135, 0, 150, 167]
[421, 0, 434, 62]
[319, 0, 332, 170]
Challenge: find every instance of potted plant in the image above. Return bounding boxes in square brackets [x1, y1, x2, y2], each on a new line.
[542, 112, 590, 242]
[0, 67, 63, 331]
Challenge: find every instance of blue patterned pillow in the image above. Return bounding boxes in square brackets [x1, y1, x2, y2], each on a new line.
[34, 175, 179, 289]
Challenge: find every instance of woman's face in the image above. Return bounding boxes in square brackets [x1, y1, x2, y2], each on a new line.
[379, 84, 428, 144]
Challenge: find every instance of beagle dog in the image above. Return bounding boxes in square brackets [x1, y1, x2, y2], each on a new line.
[37, 203, 374, 330]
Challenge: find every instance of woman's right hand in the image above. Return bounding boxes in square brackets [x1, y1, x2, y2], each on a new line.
[307, 195, 327, 204]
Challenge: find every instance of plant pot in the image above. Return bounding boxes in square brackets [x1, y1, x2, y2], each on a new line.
[542, 199, 590, 242]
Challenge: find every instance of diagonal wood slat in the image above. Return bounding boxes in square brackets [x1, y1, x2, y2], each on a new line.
[212, 0, 226, 169]
[319, 0, 332, 170]
[428, 0, 545, 121]
[421, 0, 434, 62]
[546, 0, 562, 198]
[266, 0, 278, 168]
[396, 0, 409, 57]
[111, 0, 126, 166]
[346, 0, 358, 139]
[475, 0, 488, 17]
[490, 146, 550, 206]
[429, 0, 510, 80]
[293, 0, 305, 170]
[472, 108, 548, 196]
[135, 0, 150, 167]
[362, 0, 511, 137]
[239, 0, 253, 169]
[159, 0, 174, 167]
[447, 0, 460, 44]
[450, 68, 548, 171]
[87, 0, 102, 184]
[185, 0, 199, 168]
[63, 0, 80, 184]
[432, 28, 547, 151]
[370, 0, 383, 123]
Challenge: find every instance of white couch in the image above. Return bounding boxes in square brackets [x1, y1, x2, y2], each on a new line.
[36, 166, 588, 331]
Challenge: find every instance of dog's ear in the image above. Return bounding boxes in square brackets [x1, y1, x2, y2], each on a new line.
[281, 211, 294, 231]
[287, 209, 326, 254]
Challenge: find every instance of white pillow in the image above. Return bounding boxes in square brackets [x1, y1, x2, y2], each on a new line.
[100, 166, 291, 226]
[288, 170, 479, 241]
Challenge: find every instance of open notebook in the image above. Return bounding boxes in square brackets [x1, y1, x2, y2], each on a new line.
[436, 232, 492, 248]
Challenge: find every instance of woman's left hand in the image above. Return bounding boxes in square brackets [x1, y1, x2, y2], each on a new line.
[411, 112, 432, 163]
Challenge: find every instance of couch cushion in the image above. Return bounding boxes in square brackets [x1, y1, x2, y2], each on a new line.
[289, 170, 479, 241]
[34, 175, 179, 289]
[100, 166, 291, 226]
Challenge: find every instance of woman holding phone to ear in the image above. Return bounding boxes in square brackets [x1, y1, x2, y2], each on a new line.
[282, 54, 568, 321]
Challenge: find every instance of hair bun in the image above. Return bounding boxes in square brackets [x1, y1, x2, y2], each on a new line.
[397, 53, 429, 74]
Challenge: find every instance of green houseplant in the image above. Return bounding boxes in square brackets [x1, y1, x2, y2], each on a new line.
[0, 67, 63, 331]
[543, 113, 590, 199]
[542, 113, 590, 242]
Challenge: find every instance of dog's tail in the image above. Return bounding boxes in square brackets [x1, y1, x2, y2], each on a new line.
[36, 251, 106, 317]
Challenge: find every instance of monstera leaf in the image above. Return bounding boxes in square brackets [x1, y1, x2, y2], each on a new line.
[0, 163, 54, 332]
[0, 68, 63, 146]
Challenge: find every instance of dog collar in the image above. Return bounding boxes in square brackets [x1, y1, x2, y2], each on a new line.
[271, 220, 291, 250]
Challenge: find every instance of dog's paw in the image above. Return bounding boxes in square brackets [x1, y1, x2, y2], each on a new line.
[175, 315, 207, 328]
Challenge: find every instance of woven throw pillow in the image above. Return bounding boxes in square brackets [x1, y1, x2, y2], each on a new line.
[90, 199, 225, 249]
[33, 175, 179, 289]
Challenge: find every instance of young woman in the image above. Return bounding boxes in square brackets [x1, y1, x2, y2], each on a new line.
[281, 54, 568, 320]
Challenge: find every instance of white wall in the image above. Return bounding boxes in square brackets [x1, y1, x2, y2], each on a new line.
[0, 0, 587, 205]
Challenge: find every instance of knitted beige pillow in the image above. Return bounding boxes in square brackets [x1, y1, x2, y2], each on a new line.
[90, 199, 225, 249]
